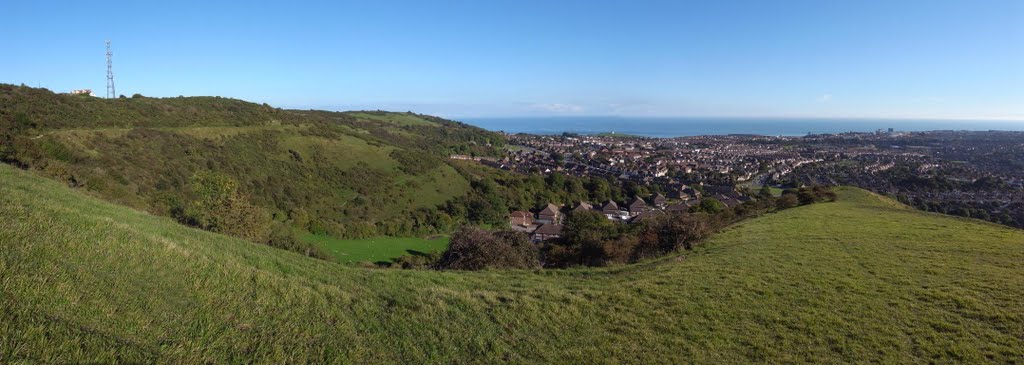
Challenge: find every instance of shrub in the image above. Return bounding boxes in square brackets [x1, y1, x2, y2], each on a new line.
[676, 213, 714, 249]
[657, 212, 713, 251]
[777, 194, 799, 209]
[436, 226, 540, 270]
[265, 223, 332, 260]
[796, 186, 837, 205]
[811, 186, 837, 201]
[601, 235, 639, 265]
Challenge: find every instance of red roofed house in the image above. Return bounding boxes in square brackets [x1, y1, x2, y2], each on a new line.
[509, 211, 534, 227]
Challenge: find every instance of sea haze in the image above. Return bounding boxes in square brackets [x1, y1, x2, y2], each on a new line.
[459, 117, 1024, 137]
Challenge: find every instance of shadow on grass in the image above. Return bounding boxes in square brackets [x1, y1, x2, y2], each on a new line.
[405, 249, 433, 257]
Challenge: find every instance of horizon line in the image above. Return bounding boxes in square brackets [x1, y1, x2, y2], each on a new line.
[6, 83, 1022, 123]
[449, 115, 1024, 123]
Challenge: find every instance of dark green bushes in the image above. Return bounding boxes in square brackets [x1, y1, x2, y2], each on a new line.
[171, 171, 330, 259]
[787, 185, 837, 205]
[390, 148, 442, 175]
[435, 226, 540, 270]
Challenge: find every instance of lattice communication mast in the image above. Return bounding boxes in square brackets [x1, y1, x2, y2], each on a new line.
[105, 40, 116, 99]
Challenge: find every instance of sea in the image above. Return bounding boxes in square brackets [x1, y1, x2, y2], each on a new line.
[460, 117, 1024, 138]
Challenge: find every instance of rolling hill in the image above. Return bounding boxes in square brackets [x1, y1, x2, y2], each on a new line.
[2, 163, 1022, 363]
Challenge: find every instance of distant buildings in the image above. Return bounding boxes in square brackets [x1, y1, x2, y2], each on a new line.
[69, 89, 93, 96]
[508, 189, 729, 242]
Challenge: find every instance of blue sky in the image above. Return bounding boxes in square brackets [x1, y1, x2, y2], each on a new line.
[3, 0, 1022, 120]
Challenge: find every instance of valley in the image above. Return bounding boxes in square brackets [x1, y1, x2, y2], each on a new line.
[2, 163, 1022, 363]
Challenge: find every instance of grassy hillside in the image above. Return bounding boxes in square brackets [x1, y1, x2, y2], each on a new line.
[2, 163, 1022, 363]
[0, 84, 500, 242]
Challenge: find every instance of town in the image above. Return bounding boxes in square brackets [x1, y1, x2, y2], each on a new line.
[469, 129, 1024, 238]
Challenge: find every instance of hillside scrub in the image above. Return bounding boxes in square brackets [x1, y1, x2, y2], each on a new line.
[0, 84, 504, 253]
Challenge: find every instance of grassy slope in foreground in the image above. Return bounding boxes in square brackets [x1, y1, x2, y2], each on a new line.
[2, 163, 1023, 364]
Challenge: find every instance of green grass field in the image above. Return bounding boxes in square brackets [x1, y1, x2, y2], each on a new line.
[303, 234, 449, 263]
[2, 163, 1023, 363]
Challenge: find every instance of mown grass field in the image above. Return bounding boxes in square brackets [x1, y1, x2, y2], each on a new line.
[303, 234, 449, 263]
[2, 163, 1023, 363]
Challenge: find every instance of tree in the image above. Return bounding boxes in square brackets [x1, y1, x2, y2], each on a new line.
[586, 177, 611, 203]
[181, 172, 271, 242]
[696, 198, 726, 214]
[550, 152, 565, 165]
[546, 173, 566, 190]
[562, 210, 615, 246]
[560, 210, 618, 266]
[564, 178, 587, 202]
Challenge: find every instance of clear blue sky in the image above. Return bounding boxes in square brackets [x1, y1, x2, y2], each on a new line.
[3, 0, 1022, 120]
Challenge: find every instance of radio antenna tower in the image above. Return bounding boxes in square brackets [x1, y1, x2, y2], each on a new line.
[105, 40, 116, 99]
